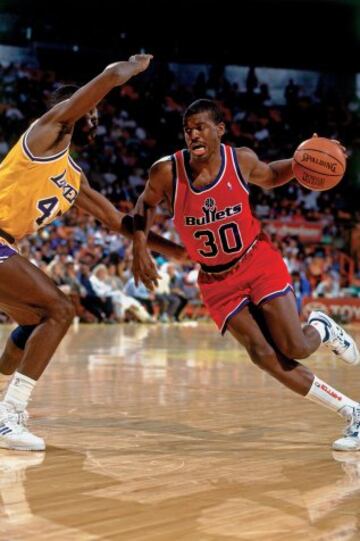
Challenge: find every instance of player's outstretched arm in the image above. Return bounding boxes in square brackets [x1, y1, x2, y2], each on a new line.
[27, 54, 153, 156]
[236, 147, 293, 189]
[132, 158, 173, 289]
[75, 173, 185, 262]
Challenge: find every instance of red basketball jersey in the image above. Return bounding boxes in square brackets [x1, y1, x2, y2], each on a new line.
[172, 144, 261, 268]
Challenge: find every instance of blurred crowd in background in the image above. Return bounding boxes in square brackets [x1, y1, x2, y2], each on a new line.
[0, 61, 360, 324]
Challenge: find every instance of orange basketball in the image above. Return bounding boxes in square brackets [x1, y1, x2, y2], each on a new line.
[292, 136, 346, 191]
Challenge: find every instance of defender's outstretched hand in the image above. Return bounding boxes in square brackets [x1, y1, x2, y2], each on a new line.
[128, 54, 154, 74]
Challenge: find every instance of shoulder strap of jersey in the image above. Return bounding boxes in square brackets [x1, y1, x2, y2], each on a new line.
[21, 120, 70, 164]
[227, 145, 250, 194]
[172, 150, 188, 220]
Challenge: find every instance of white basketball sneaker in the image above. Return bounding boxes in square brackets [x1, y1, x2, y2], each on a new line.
[333, 406, 360, 451]
[0, 402, 45, 451]
[308, 310, 360, 366]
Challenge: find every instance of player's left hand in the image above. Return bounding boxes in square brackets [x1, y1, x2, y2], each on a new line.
[132, 244, 160, 291]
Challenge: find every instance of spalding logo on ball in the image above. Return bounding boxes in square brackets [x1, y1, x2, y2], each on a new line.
[292, 136, 346, 191]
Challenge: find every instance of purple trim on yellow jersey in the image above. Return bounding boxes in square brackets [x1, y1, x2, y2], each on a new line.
[0, 243, 17, 262]
[68, 155, 82, 173]
[22, 126, 69, 163]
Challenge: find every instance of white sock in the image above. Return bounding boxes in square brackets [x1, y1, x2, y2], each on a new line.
[308, 320, 327, 342]
[306, 375, 358, 419]
[3, 371, 36, 411]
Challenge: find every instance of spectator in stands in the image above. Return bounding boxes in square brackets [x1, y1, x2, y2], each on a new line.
[0, 59, 358, 323]
[313, 272, 341, 298]
[292, 271, 312, 313]
[167, 263, 188, 322]
[154, 267, 181, 323]
[90, 264, 152, 323]
[125, 276, 155, 317]
[78, 263, 114, 322]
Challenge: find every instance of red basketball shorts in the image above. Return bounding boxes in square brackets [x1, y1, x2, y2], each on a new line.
[198, 237, 293, 334]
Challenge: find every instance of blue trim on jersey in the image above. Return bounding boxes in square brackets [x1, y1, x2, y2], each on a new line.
[231, 148, 250, 193]
[221, 297, 250, 335]
[169, 155, 177, 218]
[183, 144, 226, 193]
[256, 284, 294, 307]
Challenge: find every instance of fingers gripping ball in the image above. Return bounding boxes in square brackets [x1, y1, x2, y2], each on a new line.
[292, 137, 346, 191]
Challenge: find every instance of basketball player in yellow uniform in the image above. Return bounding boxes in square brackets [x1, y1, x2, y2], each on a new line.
[0, 54, 184, 451]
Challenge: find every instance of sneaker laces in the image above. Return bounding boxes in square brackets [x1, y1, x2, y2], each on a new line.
[329, 327, 350, 355]
[0, 405, 29, 432]
[16, 410, 29, 426]
[344, 407, 360, 437]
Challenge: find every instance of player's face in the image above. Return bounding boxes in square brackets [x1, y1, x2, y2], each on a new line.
[73, 108, 98, 146]
[184, 112, 225, 161]
[85, 108, 99, 142]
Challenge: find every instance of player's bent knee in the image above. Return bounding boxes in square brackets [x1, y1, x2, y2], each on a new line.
[11, 325, 37, 350]
[48, 296, 75, 326]
[58, 299, 76, 325]
[247, 343, 276, 369]
[280, 341, 310, 360]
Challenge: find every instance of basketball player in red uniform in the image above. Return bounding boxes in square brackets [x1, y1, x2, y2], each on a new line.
[132, 99, 360, 452]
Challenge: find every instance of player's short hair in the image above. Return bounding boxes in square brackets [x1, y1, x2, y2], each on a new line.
[48, 84, 80, 108]
[183, 99, 224, 125]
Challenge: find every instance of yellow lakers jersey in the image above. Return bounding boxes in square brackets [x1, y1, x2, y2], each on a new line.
[0, 124, 82, 241]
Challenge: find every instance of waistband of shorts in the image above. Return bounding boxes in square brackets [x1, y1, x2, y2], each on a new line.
[199, 235, 261, 283]
[0, 228, 15, 245]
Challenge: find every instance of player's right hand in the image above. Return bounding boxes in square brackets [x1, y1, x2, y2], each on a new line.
[128, 54, 153, 75]
[132, 245, 160, 291]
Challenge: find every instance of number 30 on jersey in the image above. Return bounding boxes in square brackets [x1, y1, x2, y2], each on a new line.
[194, 222, 243, 258]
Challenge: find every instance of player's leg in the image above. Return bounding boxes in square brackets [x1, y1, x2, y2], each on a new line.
[259, 292, 321, 359]
[0, 255, 75, 379]
[0, 304, 42, 394]
[250, 239, 359, 365]
[227, 305, 360, 451]
[0, 304, 41, 378]
[259, 292, 359, 365]
[0, 254, 75, 450]
[228, 305, 314, 395]
[0, 326, 37, 375]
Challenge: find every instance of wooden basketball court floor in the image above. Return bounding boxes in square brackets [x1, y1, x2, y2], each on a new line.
[0, 321, 360, 541]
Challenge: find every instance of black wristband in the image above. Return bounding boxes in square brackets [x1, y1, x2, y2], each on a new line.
[133, 213, 146, 232]
[121, 214, 134, 234]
